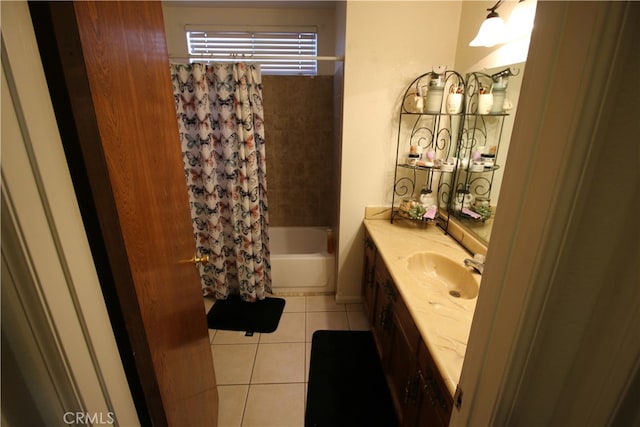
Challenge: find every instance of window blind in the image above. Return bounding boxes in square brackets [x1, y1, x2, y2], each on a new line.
[186, 30, 318, 75]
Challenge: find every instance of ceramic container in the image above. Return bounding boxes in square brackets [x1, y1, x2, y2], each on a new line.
[446, 92, 463, 114]
[477, 93, 493, 114]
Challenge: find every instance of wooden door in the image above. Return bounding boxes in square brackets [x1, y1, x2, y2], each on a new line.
[31, 1, 218, 425]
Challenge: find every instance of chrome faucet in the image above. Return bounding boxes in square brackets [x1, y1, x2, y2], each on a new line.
[464, 254, 486, 274]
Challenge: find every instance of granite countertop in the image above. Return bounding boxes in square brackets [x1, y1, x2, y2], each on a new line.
[364, 217, 480, 397]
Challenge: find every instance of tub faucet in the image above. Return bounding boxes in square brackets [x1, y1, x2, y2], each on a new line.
[464, 254, 485, 274]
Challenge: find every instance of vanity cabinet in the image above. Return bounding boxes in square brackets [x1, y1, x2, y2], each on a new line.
[363, 232, 453, 427]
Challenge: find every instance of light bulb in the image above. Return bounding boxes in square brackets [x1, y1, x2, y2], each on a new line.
[506, 0, 536, 42]
[469, 15, 507, 47]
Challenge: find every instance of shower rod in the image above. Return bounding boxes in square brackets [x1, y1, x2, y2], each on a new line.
[168, 54, 345, 62]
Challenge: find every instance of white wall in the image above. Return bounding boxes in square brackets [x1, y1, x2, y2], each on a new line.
[336, 1, 462, 302]
[162, 2, 337, 75]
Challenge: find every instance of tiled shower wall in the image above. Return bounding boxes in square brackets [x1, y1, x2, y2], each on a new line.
[262, 75, 337, 227]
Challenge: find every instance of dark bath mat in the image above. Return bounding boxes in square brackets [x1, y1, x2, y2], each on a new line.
[206, 294, 285, 334]
[305, 330, 398, 427]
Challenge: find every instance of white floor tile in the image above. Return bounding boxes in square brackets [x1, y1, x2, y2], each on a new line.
[347, 310, 371, 331]
[282, 296, 306, 313]
[211, 344, 257, 385]
[242, 383, 305, 427]
[260, 312, 305, 343]
[305, 311, 349, 341]
[306, 295, 345, 312]
[217, 385, 248, 427]
[251, 342, 305, 384]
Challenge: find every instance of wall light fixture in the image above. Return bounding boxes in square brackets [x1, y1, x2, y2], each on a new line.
[506, 0, 536, 42]
[469, 0, 507, 48]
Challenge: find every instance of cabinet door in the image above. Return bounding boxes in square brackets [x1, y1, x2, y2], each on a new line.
[387, 296, 423, 427]
[413, 372, 446, 427]
[371, 278, 391, 362]
[387, 309, 416, 426]
[371, 254, 396, 363]
[362, 234, 377, 325]
[417, 340, 453, 426]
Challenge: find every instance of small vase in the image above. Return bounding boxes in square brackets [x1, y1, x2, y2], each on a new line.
[477, 93, 493, 114]
[490, 87, 506, 114]
[446, 93, 463, 114]
[425, 87, 444, 114]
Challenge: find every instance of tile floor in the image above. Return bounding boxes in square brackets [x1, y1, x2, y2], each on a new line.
[203, 295, 370, 427]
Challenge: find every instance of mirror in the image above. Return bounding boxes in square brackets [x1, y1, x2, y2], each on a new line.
[448, 61, 526, 244]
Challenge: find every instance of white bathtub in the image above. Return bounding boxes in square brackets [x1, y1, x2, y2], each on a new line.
[269, 227, 335, 293]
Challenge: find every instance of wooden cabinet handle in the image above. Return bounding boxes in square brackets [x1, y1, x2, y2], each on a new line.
[379, 304, 393, 332]
[380, 306, 388, 330]
[404, 372, 420, 404]
[422, 369, 448, 410]
[383, 280, 397, 301]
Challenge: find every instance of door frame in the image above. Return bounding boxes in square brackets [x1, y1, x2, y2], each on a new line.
[27, 2, 219, 425]
[452, 2, 639, 425]
[1, 2, 139, 425]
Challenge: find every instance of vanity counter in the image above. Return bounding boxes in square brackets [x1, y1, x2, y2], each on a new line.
[363, 218, 480, 396]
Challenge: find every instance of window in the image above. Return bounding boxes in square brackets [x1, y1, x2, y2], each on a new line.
[186, 28, 318, 76]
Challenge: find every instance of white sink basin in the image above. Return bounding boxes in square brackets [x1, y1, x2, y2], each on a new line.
[406, 252, 479, 299]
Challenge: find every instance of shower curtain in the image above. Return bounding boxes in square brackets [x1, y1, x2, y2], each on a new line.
[171, 62, 271, 302]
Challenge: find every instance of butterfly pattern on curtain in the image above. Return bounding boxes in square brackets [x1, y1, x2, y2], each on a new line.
[171, 62, 271, 302]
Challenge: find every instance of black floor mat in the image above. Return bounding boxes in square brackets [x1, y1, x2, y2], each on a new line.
[206, 295, 285, 333]
[305, 330, 398, 427]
